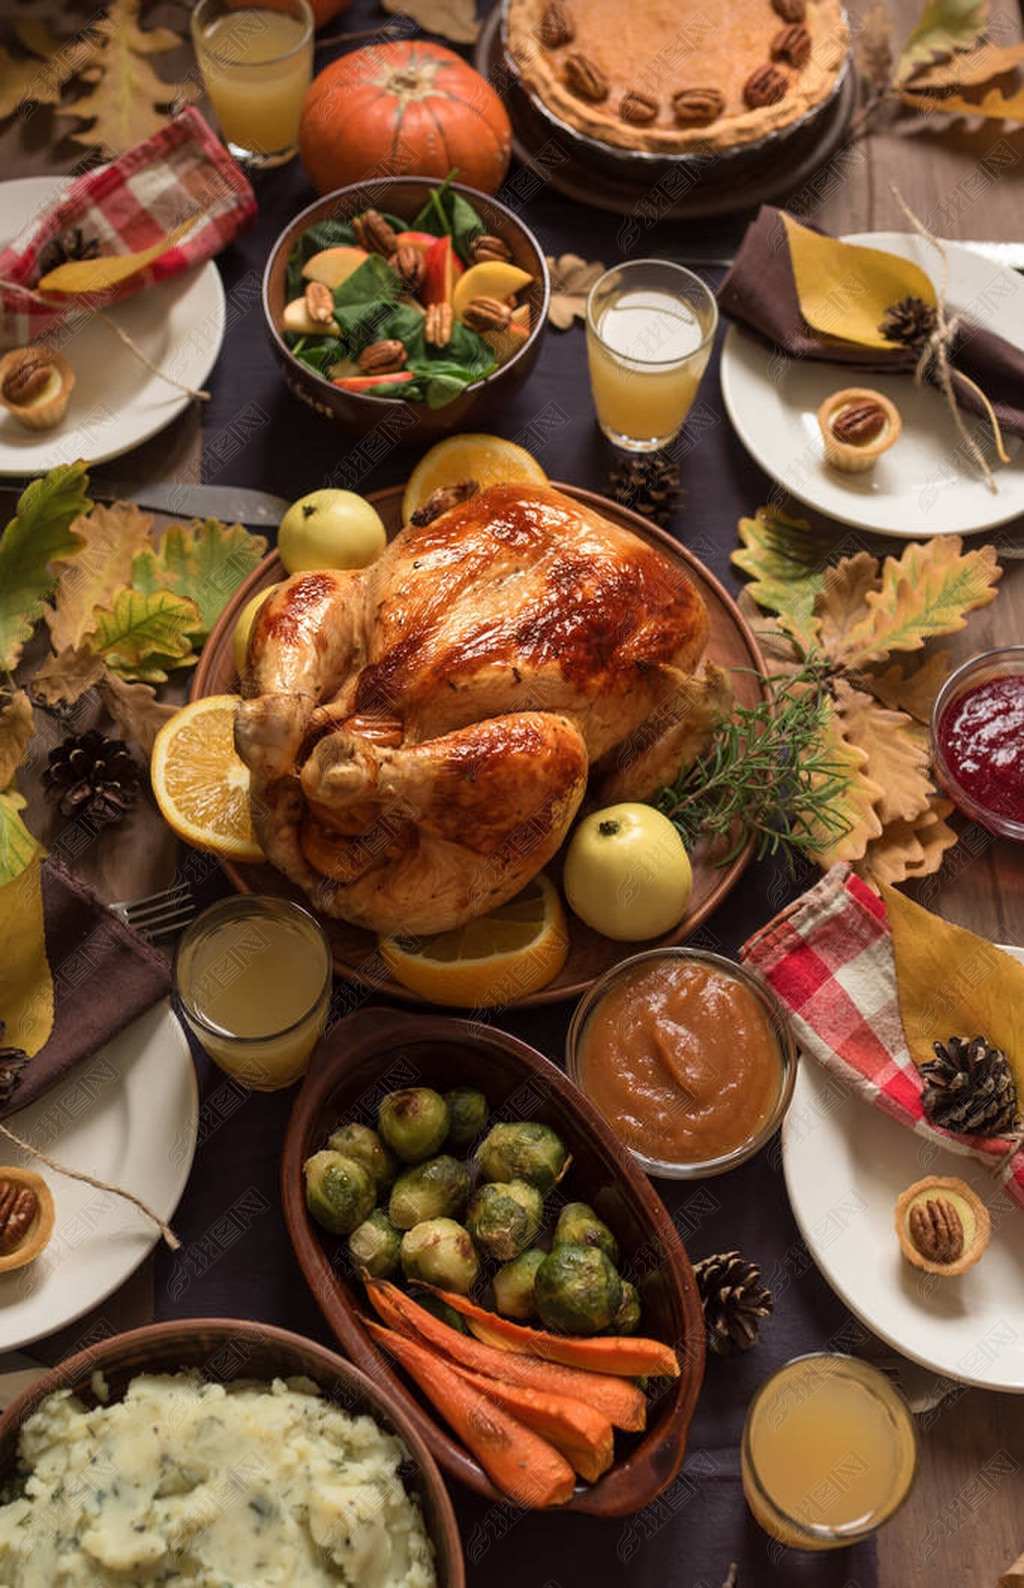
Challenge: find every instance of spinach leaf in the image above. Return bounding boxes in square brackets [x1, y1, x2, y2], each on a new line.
[331, 256, 404, 352]
[410, 173, 485, 264]
[446, 320, 498, 377]
[288, 339, 345, 378]
[448, 191, 485, 264]
[285, 218, 358, 299]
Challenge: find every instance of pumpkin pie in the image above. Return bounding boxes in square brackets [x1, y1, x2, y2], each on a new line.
[505, 0, 849, 155]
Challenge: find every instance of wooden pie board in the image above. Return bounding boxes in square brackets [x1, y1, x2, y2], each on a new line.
[192, 483, 768, 1007]
[475, 8, 857, 221]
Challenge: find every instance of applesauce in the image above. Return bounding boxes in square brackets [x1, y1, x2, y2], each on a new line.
[570, 950, 793, 1174]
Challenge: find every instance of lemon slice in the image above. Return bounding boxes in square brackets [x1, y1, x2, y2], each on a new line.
[379, 874, 569, 1007]
[401, 433, 548, 523]
[151, 695, 265, 862]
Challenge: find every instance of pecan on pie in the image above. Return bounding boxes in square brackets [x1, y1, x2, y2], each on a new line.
[505, 0, 848, 155]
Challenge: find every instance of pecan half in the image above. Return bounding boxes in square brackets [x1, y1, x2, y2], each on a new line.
[831, 400, 887, 445]
[620, 90, 659, 125]
[772, 22, 812, 68]
[410, 479, 480, 526]
[357, 339, 407, 375]
[352, 209, 398, 256]
[0, 1179, 38, 1256]
[772, 0, 806, 19]
[304, 281, 336, 325]
[469, 233, 513, 266]
[908, 1196, 965, 1264]
[461, 295, 513, 333]
[425, 302, 454, 347]
[391, 244, 426, 295]
[2, 353, 52, 406]
[671, 87, 726, 126]
[744, 64, 788, 108]
[564, 53, 609, 103]
[539, 2, 573, 47]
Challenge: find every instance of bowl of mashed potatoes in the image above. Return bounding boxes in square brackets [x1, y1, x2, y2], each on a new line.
[0, 1317, 463, 1588]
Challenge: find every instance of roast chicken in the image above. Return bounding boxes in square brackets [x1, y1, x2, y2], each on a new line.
[235, 483, 727, 935]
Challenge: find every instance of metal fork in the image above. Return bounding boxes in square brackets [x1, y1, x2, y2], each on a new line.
[110, 883, 195, 942]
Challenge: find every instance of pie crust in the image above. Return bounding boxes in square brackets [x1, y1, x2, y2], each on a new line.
[0, 348, 75, 432]
[0, 1167, 55, 1274]
[894, 1174, 990, 1278]
[817, 386, 903, 473]
[505, 0, 849, 155]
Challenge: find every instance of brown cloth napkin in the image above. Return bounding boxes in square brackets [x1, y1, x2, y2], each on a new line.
[717, 204, 1024, 441]
[2, 862, 172, 1122]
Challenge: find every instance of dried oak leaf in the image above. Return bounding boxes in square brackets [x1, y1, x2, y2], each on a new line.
[0, 462, 91, 673]
[546, 254, 607, 330]
[46, 501, 155, 654]
[732, 506, 827, 654]
[736, 591, 804, 678]
[131, 519, 267, 643]
[854, 797, 958, 888]
[894, 0, 990, 87]
[32, 648, 106, 709]
[825, 537, 1001, 669]
[54, 0, 195, 159]
[382, 0, 480, 43]
[868, 648, 952, 723]
[900, 81, 1024, 120]
[84, 589, 200, 682]
[815, 551, 882, 660]
[831, 678, 933, 826]
[97, 671, 175, 756]
[855, 3, 895, 89]
[804, 701, 885, 868]
[906, 39, 1024, 87]
[0, 690, 34, 790]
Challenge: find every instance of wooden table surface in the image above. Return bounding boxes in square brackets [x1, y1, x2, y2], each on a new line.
[3, 2, 1024, 1583]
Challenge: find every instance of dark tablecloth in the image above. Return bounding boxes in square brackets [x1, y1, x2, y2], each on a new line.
[150, 5, 879, 1582]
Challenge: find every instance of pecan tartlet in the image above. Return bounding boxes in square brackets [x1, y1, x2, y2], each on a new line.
[0, 347, 75, 431]
[817, 385, 902, 474]
[0, 1167, 55, 1274]
[894, 1174, 990, 1278]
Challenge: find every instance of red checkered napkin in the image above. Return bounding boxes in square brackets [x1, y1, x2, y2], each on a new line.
[741, 862, 1024, 1209]
[0, 107, 256, 348]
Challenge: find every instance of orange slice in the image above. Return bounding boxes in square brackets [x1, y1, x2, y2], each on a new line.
[401, 433, 547, 523]
[151, 695, 264, 862]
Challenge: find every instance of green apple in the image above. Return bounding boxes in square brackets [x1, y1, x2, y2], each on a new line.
[233, 583, 282, 677]
[277, 489, 387, 575]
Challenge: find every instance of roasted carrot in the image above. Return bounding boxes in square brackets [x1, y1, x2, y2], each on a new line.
[364, 1278, 646, 1432]
[421, 1284, 681, 1379]
[364, 1318, 576, 1507]
[446, 1360, 614, 1484]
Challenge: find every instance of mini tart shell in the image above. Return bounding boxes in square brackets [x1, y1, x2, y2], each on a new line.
[894, 1174, 990, 1278]
[817, 386, 902, 474]
[0, 1166, 54, 1273]
[0, 348, 75, 432]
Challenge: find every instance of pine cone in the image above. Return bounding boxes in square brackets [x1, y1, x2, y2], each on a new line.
[878, 294, 938, 350]
[608, 452, 685, 526]
[42, 730, 142, 827]
[37, 227, 101, 278]
[0, 1022, 29, 1106]
[694, 1250, 774, 1355]
[921, 1035, 1019, 1138]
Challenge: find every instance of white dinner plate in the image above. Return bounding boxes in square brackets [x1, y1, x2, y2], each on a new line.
[0, 177, 225, 477]
[0, 1001, 198, 1352]
[720, 231, 1024, 537]
[783, 946, 1024, 1392]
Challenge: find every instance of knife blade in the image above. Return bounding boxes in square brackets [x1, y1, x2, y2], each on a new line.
[0, 477, 289, 529]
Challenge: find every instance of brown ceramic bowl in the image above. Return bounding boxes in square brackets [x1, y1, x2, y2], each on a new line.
[262, 177, 550, 441]
[281, 1007, 706, 1517]
[0, 1317, 464, 1585]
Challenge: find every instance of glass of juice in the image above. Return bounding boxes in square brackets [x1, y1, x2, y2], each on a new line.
[190, 0, 314, 169]
[586, 259, 718, 452]
[742, 1354, 917, 1551]
[174, 896, 332, 1090]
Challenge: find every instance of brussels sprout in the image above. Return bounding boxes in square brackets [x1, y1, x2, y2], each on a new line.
[400, 1218, 480, 1294]
[492, 1248, 546, 1320]
[328, 1122, 398, 1190]
[348, 1210, 402, 1278]
[552, 1202, 620, 1265]
[477, 1122, 568, 1193]
[535, 1245, 623, 1335]
[610, 1280, 641, 1335]
[378, 1089, 450, 1163]
[444, 1087, 489, 1150]
[416, 1291, 470, 1334]
[465, 1179, 544, 1262]
[388, 1155, 471, 1230]
[303, 1151, 376, 1237]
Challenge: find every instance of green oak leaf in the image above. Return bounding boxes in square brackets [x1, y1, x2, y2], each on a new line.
[0, 461, 91, 669]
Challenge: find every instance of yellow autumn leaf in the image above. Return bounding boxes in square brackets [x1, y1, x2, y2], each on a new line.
[831, 680, 934, 826]
[868, 649, 953, 723]
[782, 213, 937, 350]
[894, 0, 990, 84]
[32, 648, 106, 708]
[381, 0, 480, 45]
[37, 218, 197, 294]
[883, 880, 1024, 1097]
[0, 855, 53, 1056]
[855, 799, 958, 888]
[900, 81, 1024, 120]
[804, 704, 885, 867]
[47, 501, 156, 651]
[907, 40, 1024, 87]
[837, 537, 1001, 667]
[0, 691, 34, 790]
[54, 0, 195, 159]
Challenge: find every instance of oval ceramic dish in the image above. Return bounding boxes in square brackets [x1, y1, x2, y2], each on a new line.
[0, 1317, 465, 1587]
[281, 1008, 706, 1516]
[262, 177, 550, 443]
[192, 482, 767, 1006]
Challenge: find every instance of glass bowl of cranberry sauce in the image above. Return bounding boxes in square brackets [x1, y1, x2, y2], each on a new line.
[931, 647, 1024, 841]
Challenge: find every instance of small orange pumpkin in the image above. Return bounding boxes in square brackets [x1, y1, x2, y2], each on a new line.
[299, 41, 513, 197]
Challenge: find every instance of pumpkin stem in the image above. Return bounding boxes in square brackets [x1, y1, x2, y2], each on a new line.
[387, 66, 431, 96]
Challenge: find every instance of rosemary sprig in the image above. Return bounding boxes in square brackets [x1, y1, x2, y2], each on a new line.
[655, 662, 853, 876]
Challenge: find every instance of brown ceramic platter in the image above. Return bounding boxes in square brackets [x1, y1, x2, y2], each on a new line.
[192, 480, 767, 1006]
[280, 1007, 706, 1515]
[0, 1316, 465, 1587]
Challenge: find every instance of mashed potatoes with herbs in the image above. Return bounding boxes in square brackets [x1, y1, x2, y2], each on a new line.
[0, 1373, 437, 1587]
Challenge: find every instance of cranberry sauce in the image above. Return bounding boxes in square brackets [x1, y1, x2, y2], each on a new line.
[937, 673, 1024, 826]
